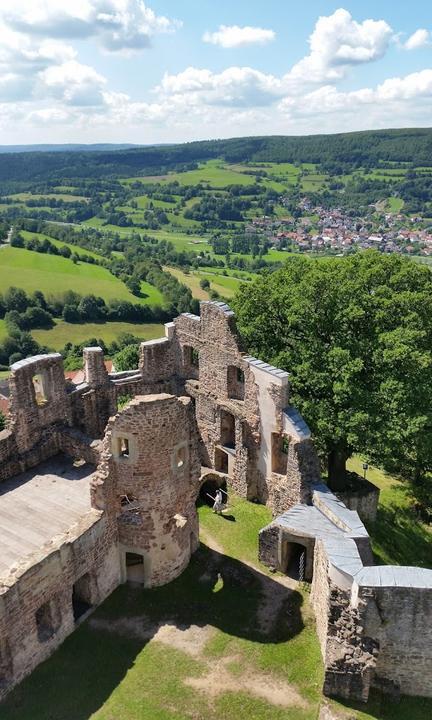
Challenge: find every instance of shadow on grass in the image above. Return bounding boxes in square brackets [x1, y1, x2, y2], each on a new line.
[336, 689, 432, 720]
[366, 503, 431, 568]
[0, 543, 304, 720]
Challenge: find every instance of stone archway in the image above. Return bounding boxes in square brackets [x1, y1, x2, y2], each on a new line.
[197, 473, 228, 507]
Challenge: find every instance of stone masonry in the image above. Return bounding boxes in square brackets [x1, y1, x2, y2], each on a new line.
[0, 300, 430, 704]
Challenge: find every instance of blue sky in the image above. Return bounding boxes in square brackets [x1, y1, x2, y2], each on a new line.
[0, 1, 431, 144]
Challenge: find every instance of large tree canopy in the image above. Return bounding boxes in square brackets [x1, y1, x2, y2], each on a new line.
[233, 252, 432, 493]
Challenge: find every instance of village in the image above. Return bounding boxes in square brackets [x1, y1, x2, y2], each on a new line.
[247, 198, 432, 257]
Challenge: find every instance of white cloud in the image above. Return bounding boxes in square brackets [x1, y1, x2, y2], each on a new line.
[157, 66, 283, 107]
[0, 6, 431, 143]
[279, 69, 432, 118]
[376, 69, 432, 100]
[0, 1, 180, 53]
[203, 25, 275, 49]
[0, 24, 78, 101]
[285, 8, 393, 85]
[403, 29, 430, 50]
[38, 60, 107, 106]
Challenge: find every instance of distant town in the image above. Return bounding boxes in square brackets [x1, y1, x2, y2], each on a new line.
[248, 198, 432, 257]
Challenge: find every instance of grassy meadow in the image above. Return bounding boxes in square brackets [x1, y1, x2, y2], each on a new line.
[165, 266, 246, 300]
[0, 246, 161, 306]
[32, 321, 164, 350]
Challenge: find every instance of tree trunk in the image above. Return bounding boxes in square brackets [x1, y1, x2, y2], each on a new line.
[327, 447, 349, 491]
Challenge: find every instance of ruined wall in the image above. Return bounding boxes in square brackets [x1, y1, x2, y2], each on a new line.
[93, 394, 201, 587]
[310, 540, 331, 654]
[9, 355, 71, 453]
[336, 478, 380, 523]
[0, 513, 119, 701]
[360, 584, 432, 697]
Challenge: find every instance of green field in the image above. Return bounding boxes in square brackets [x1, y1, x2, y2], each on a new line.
[7, 192, 87, 203]
[20, 231, 105, 261]
[0, 246, 160, 305]
[32, 321, 164, 350]
[165, 267, 246, 300]
[385, 197, 404, 212]
[122, 160, 257, 188]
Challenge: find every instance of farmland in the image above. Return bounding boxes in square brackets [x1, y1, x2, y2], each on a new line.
[0, 246, 162, 306]
[32, 320, 164, 350]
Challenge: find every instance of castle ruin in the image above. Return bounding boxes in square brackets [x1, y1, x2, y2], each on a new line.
[0, 301, 431, 703]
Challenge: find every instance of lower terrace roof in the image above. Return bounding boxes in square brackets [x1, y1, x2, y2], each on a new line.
[0, 455, 96, 584]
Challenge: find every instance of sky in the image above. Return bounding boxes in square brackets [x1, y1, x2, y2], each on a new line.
[0, 0, 431, 145]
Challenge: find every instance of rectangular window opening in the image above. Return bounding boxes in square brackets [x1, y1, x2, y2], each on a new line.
[271, 433, 289, 474]
[227, 365, 245, 401]
[119, 437, 130, 458]
[175, 446, 187, 470]
[32, 373, 48, 407]
[35, 601, 56, 643]
[72, 574, 94, 622]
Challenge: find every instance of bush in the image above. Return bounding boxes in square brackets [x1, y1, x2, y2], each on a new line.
[113, 344, 140, 371]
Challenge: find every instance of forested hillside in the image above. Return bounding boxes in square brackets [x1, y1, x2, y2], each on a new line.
[0, 128, 431, 183]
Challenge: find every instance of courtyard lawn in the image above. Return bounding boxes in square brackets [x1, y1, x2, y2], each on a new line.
[32, 321, 164, 350]
[0, 246, 159, 306]
[0, 494, 324, 720]
[1, 488, 429, 720]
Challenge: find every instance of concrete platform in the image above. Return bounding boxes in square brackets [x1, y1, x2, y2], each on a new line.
[0, 455, 95, 580]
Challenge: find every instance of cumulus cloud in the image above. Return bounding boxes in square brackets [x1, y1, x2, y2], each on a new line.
[279, 69, 432, 119]
[203, 25, 275, 48]
[0, 24, 79, 102]
[403, 29, 430, 50]
[157, 66, 283, 108]
[0, 0, 180, 53]
[38, 60, 107, 106]
[285, 8, 393, 85]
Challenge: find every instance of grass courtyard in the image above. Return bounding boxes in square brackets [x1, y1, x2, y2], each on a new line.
[1, 466, 431, 720]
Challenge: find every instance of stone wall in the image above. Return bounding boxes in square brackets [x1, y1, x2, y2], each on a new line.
[336, 476, 380, 523]
[93, 394, 201, 587]
[0, 513, 119, 701]
[361, 584, 432, 697]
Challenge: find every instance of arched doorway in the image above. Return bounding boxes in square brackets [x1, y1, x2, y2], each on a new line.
[197, 475, 228, 508]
